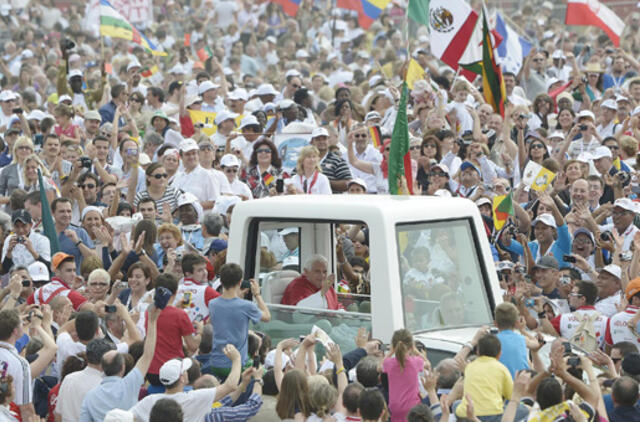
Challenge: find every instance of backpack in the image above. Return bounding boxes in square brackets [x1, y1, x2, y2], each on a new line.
[570, 311, 600, 352]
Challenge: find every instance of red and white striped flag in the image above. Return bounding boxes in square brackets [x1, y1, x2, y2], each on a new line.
[566, 0, 625, 46]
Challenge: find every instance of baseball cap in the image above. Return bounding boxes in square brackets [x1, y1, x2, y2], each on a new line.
[207, 239, 228, 255]
[573, 228, 595, 246]
[285, 69, 302, 79]
[496, 261, 515, 271]
[532, 213, 557, 229]
[278, 99, 295, 110]
[576, 152, 593, 164]
[295, 50, 310, 59]
[67, 69, 83, 80]
[26, 110, 46, 121]
[228, 88, 249, 102]
[602, 264, 622, 280]
[616, 95, 630, 103]
[264, 349, 291, 369]
[625, 277, 640, 301]
[28, 261, 49, 283]
[151, 110, 169, 124]
[179, 138, 199, 153]
[159, 358, 192, 385]
[255, 84, 278, 96]
[591, 146, 612, 160]
[220, 154, 240, 167]
[177, 191, 199, 208]
[104, 409, 135, 422]
[368, 75, 383, 88]
[365, 111, 382, 121]
[311, 127, 329, 138]
[58, 95, 72, 104]
[577, 110, 596, 121]
[533, 256, 559, 270]
[613, 197, 637, 213]
[84, 110, 101, 121]
[600, 99, 617, 110]
[347, 178, 368, 191]
[548, 131, 565, 140]
[238, 115, 260, 130]
[551, 50, 566, 60]
[460, 161, 480, 174]
[622, 353, 640, 376]
[12, 209, 32, 225]
[431, 163, 450, 175]
[185, 95, 202, 107]
[475, 198, 492, 207]
[52, 252, 75, 270]
[169, 63, 186, 75]
[198, 80, 220, 95]
[280, 227, 298, 236]
[126, 61, 141, 72]
[214, 110, 238, 126]
[139, 153, 151, 166]
[266, 36, 277, 44]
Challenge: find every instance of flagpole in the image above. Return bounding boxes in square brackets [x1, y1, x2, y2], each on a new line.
[331, 0, 337, 47]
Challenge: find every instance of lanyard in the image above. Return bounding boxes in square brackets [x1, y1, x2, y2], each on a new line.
[301, 171, 319, 194]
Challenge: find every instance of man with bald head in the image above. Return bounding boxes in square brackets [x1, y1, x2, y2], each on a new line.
[49, 295, 73, 336]
[79, 306, 160, 422]
[569, 179, 589, 209]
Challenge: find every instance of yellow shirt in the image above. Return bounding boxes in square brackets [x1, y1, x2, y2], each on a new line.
[455, 356, 513, 417]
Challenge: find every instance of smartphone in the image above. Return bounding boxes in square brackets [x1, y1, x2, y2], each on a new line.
[182, 291, 192, 308]
[489, 327, 499, 335]
[240, 280, 251, 289]
[562, 341, 572, 355]
[600, 231, 612, 242]
[275, 179, 284, 194]
[252, 356, 260, 369]
[567, 356, 580, 367]
[12, 108, 23, 114]
[104, 305, 117, 313]
[118, 281, 128, 289]
[562, 254, 576, 263]
[154, 286, 172, 310]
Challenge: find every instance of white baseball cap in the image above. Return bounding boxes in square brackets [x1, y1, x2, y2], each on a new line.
[228, 88, 248, 102]
[600, 99, 617, 110]
[67, 69, 83, 80]
[159, 358, 192, 385]
[347, 178, 368, 191]
[220, 154, 240, 167]
[532, 213, 557, 229]
[285, 69, 302, 79]
[169, 63, 186, 75]
[179, 138, 199, 152]
[592, 146, 612, 160]
[577, 110, 595, 121]
[613, 197, 637, 213]
[255, 84, 278, 96]
[126, 61, 141, 72]
[58, 95, 72, 104]
[26, 110, 47, 121]
[28, 261, 49, 283]
[185, 95, 202, 106]
[475, 198, 492, 207]
[311, 127, 329, 138]
[239, 115, 260, 129]
[214, 110, 238, 126]
[278, 99, 296, 109]
[602, 264, 622, 280]
[548, 131, 565, 140]
[198, 80, 220, 95]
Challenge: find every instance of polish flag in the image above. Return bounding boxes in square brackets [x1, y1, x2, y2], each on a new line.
[566, 0, 625, 46]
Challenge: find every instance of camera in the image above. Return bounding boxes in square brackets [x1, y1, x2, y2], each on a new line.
[567, 356, 581, 367]
[620, 251, 633, 262]
[616, 171, 631, 185]
[104, 305, 117, 313]
[17, 236, 25, 243]
[560, 275, 572, 286]
[579, 124, 588, 131]
[60, 38, 76, 51]
[240, 280, 251, 289]
[21, 279, 30, 287]
[80, 156, 92, 169]
[518, 113, 528, 120]
[525, 298, 535, 308]
[12, 108, 22, 115]
[489, 327, 499, 335]
[562, 254, 576, 263]
[506, 225, 518, 237]
[600, 231, 612, 242]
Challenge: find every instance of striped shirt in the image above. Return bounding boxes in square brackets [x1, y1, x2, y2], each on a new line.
[204, 394, 263, 422]
[320, 152, 352, 181]
[0, 341, 32, 406]
[133, 186, 181, 216]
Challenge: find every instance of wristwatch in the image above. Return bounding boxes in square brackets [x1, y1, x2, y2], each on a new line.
[254, 378, 264, 386]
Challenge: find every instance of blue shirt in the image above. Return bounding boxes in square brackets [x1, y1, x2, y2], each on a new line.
[58, 224, 95, 274]
[0, 146, 12, 168]
[79, 367, 144, 422]
[208, 297, 262, 368]
[496, 329, 529, 379]
[204, 394, 263, 422]
[504, 223, 572, 268]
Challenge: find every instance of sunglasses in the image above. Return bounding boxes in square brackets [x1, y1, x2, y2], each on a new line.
[224, 168, 238, 173]
[532, 58, 544, 62]
[291, 84, 300, 89]
[606, 145, 619, 150]
[354, 133, 368, 138]
[409, 146, 421, 150]
[256, 148, 272, 154]
[79, 183, 96, 189]
[530, 144, 545, 149]
[199, 145, 213, 151]
[152, 173, 168, 179]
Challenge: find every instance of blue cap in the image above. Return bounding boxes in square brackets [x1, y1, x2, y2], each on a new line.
[207, 239, 228, 255]
[460, 161, 480, 174]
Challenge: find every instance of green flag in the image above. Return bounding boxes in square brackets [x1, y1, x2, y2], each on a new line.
[38, 169, 60, 255]
[388, 82, 412, 195]
[408, 0, 430, 27]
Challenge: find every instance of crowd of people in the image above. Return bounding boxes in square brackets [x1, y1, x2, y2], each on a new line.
[1, 0, 640, 421]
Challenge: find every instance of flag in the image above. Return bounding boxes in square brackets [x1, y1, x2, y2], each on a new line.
[183, 33, 191, 47]
[492, 193, 514, 230]
[272, 0, 302, 17]
[428, 0, 481, 82]
[522, 161, 556, 192]
[99, 0, 167, 56]
[263, 172, 275, 186]
[408, 0, 429, 27]
[479, 6, 506, 116]
[613, 157, 621, 171]
[140, 65, 158, 78]
[494, 12, 531, 74]
[337, 0, 392, 29]
[566, 0, 625, 46]
[406, 59, 425, 90]
[38, 169, 60, 255]
[197, 46, 213, 62]
[369, 126, 382, 149]
[388, 82, 412, 195]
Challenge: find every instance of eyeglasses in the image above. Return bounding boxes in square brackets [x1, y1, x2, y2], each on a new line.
[89, 282, 109, 287]
[199, 145, 213, 151]
[533, 58, 544, 62]
[17, 146, 32, 151]
[353, 133, 368, 138]
[79, 183, 96, 189]
[224, 168, 238, 173]
[152, 173, 168, 179]
[409, 146, 420, 150]
[256, 148, 272, 154]
[291, 84, 300, 89]
[611, 357, 622, 363]
[530, 144, 545, 150]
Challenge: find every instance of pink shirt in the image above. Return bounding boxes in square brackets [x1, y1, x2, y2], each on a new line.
[383, 355, 424, 422]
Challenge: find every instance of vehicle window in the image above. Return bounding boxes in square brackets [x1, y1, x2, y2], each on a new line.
[257, 226, 301, 279]
[397, 219, 493, 333]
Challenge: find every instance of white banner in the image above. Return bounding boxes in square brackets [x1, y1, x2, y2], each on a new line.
[111, 0, 153, 27]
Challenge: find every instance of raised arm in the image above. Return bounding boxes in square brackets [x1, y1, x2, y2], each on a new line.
[346, 133, 375, 175]
[135, 304, 159, 375]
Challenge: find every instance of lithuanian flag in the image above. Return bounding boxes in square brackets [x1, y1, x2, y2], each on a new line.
[369, 126, 382, 149]
[99, 0, 167, 56]
[493, 193, 514, 230]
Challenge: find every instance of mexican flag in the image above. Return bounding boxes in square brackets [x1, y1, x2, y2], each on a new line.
[492, 193, 514, 230]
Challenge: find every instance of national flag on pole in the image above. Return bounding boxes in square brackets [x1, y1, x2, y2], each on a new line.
[38, 169, 60, 255]
[494, 12, 532, 74]
[388, 82, 412, 195]
[408, 0, 429, 27]
[406, 59, 425, 90]
[369, 126, 382, 148]
[492, 193, 514, 230]
[140, 65, 158, 78]
[272, 0, 302, 17]
[428, 0, 481, 82]
[461, 6, 507, 116]
[99, 0, 167, 56]
[336, 0, 392, 29]
[263, 172, 275, 187]
[565, 0, 625, 47]
[197, 46, 213, 62]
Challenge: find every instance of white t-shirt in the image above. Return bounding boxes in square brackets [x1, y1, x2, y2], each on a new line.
[56, 366, 103, 422]
[172, 165, 221, 203]
[55, 332, 129, 377]
[605, 305, 640, 350]
[229, 178, 253, 199]
[289, 171, 332, 195]
[214, 1, 238, 29]
[0, 341, 31, 406]
[130, 388, 217, 422]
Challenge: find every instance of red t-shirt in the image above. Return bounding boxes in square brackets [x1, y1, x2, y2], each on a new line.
[145, 306, 194, 375]
[27, 278, 87, 311]
[47, 383, 61, 422]
[180, 114, 195, 138]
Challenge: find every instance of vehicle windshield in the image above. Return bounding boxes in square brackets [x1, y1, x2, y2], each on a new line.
[397, 218, 494, 333]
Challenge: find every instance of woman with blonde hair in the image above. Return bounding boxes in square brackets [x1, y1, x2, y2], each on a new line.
[0, 137, 36, 201]
[287, 145, 332, 195]
[154, 222, 185, 270]
[20, 154, 53, 193]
